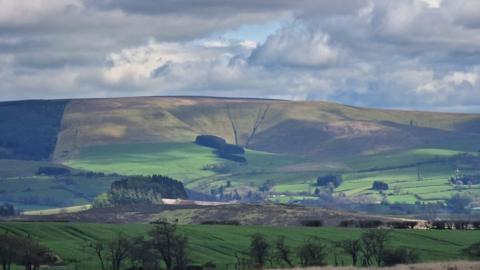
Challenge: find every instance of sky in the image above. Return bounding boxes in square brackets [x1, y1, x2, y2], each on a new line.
[1, 0, 480, 112]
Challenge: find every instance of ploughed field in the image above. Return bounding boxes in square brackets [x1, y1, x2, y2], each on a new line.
[0, 222, 479, 270]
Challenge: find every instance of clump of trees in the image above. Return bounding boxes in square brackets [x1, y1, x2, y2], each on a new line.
[316, 175, 343, 188]
[195, 135, 246, 163]
[0, 232, 59, 270]
[87, 222, 189, 270]
[372, 181, 389, 191]
[94, 174, 188, 207]
[0, 203, 16, 216]
[36, 166, 70, 176]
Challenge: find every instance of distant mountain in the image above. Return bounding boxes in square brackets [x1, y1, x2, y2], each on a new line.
[1, 96, 479, 162]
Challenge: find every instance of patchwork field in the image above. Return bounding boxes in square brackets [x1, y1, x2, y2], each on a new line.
[65, 141, 480, 205]
[0, 222, 479, 270]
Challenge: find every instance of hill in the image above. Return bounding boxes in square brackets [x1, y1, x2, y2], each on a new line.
[1, 96, 480, 208]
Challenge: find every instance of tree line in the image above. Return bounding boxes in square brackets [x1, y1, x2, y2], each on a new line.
[244, 229, 418, 269]
[0, 232, 59, 270]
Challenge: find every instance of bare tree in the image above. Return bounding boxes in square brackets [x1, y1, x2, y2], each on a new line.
[149, 223, 188, 270]
[87, 233, 131, 270]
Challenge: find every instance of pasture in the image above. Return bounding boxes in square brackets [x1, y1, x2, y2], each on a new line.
[0, 222, 479, 270]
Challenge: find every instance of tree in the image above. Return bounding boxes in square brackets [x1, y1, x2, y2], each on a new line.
[446, 193, 472, 214]
[464, 241, 480, 259]
[382, 248, 418, 266]
[249, 233, 270, 269]
[0, 233, 18, 270]
[338, 239, 362, 266]
[128, 236, 159, 270]
[274, 236, 293, 267]
[149, 223, 188, 270]
[297, 237, 327, 267]
[0, 204, 15, 216]
[360, 229, 390, 266]
[316, 175, 343, 188]
[372, 181, 389, 191]
[15, 235, 50, 270]
[87, 233, 131, 270]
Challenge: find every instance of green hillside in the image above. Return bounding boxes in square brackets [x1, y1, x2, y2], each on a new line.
[0, 222, 478, 270]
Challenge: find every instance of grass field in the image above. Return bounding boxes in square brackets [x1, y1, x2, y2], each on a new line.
[65, 143, 480, 205]
[0, 223, 478, 270]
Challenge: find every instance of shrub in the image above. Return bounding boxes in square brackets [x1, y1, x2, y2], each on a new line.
[316, 175, 342, 188]
[382, 248, 419, 266]
[338, 220, 356, 227]
[387, 221, 417, 229]
[200, 220, 241, 225]
[0, 203, 15, 216]
[300, 219, 324, 227]
[36, 166, 70, 176]
[464, 241, 480, 258]
[358, 220, 383, 228]
[372, 181, 389, 191]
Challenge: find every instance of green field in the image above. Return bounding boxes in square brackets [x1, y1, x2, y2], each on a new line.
[64, 143, 480, 205]
[0, 223, 478, 270]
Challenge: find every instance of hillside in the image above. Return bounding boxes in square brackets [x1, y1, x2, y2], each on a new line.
[1, 96, 480, 208]
[52, 97, 480, 161]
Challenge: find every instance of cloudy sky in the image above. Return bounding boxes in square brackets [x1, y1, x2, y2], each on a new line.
[1, 0, 480, 112]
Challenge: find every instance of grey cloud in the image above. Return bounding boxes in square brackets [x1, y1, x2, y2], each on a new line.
[0, 0, 479, 113]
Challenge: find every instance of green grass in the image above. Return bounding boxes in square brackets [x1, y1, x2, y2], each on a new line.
[0, 223, 478, 270]
[0, 175, 119, 211]
[345, 148, 468, 171]
[66, 143, 480, 205]
[66, 143, 225, 181]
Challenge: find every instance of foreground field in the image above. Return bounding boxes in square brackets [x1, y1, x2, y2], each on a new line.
[0, 223, 479, 270]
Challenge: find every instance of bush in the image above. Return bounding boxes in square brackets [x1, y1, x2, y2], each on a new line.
[387, 221, 417, 229]
[358, 220, 383, 228]
[338, 220, 356, 227]
[464, 242, 480, 258]
[200, 220, 241, 225]
[316, 175, 342, 188]
[372, 181, 389, 191]
[300, 219, 324, 227]
[0, 203, 15, 216]
[383, 248, 419, 266]
[36, 166, 70, 176]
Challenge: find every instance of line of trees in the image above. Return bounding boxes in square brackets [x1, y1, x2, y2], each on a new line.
[0, 232, 59, 270]
[244, 229, 418, 269]
[87, 222, 190, 270]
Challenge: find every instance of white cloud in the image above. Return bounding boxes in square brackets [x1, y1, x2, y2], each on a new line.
[251, 24, 340, 68]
